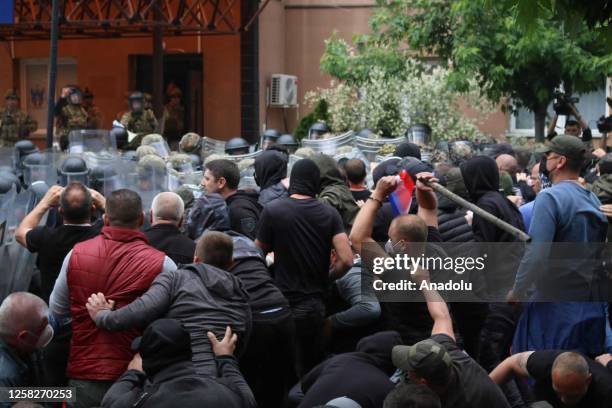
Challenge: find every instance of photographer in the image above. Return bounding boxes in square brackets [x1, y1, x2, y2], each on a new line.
[547, 97, 592, 142]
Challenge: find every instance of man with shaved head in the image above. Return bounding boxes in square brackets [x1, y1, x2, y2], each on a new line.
[496, 153, 536, 202]
[491, 350, 612, 407]
[144, 191, 195, 265]
[0, 292, 53, 387]
[350, 171, 443, 345]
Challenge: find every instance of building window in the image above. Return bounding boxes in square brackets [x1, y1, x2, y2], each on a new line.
[508, 78, 610, 137]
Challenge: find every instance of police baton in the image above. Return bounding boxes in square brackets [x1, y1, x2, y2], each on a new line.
[417, 176, 532, 242]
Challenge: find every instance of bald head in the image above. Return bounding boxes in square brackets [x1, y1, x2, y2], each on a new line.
[0, 292, 51, 354]
[496, 154, 518, 176]
[551, 352, 591, 405]
[60, 182, 92, 224]
[151, 192, 185, 225]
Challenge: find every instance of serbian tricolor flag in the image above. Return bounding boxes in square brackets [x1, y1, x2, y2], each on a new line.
[389, 170, 415, 216]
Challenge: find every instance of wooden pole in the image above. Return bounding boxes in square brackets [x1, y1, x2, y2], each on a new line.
[418, 177, 532, 242]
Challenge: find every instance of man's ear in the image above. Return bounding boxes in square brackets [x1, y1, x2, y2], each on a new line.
[177, 216, 183, 228]
[103, 213, 110, 226]
[138, 211, 145, 227]
[149, 210, 153, 225]
[218, 177, 227, 191]
[58, 207, 64, 217]
[193, 255, 201, 263]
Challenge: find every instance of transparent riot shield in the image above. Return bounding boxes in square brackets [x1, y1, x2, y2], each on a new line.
[69, 129, 117, 154]
[132, 159, 170, 214]
[301, 131, 355, 156]
[222, 149, 263, 163]
[0, 147, 13, 173]
[201, 137, 227, 159]
[356, 134, 405, 162]
[0, 183, 17, 245]
[89, 157, 130, 197]
[147, 140, 171, 160]
[238, 163, 259, 192]
[333, 147, 370, 168]
[23, 151, 59, 188]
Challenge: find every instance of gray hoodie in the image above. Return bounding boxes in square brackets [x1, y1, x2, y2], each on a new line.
[94, 263, 252, 377]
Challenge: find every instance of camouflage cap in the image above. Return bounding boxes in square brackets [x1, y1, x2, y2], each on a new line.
[237, 158, 255, 172]
[450, 141, 474, 163]
[204, 153, 225, 165]
[179, 132, 202, 153]
[174, 185, 195, 208]
[4, 89, 18, 100]
[429, 149, 450, 165]
[137, 154, 167, 177]
[294, 147, 316, 159]
[169, 153, 193, 171]
[335, 145, 353, 155]
[141, 133, 165, 146]
[136, 145, 161, 159]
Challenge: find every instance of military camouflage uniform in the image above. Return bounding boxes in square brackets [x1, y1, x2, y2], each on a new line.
[0, 108, 38, 147]
[162, 105, 185, 144]
[56, 104, 88, 150]
[120, 109, 158, 150]
[85, 105, 103, 129]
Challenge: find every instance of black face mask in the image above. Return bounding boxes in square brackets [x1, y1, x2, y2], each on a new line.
[539, 155, 550, 179]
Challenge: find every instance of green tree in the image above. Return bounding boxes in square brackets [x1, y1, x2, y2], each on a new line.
[323, 0, 612, 142]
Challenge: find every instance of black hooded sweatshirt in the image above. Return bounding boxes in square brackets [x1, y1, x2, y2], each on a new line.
[226, 190, 262, 240]
[254, 150, 289, 206]
[460, 156, 526, 294]
[298, 331, 403, 408]
[460, 156, 525, 243]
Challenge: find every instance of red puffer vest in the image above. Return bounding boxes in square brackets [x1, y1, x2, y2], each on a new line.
[66, 226, 165, 380]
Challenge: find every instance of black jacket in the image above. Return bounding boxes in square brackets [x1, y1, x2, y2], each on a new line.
[227, 231, 289, 316]
[101, 359, 256, 408]
[144, 223, 195, 265]
[460, 156, 525, 243]
[437, 195, 475, 243]
[298, 331, 402, 408]
[226, 191, 262, 240]
[460, 156, 525, 295]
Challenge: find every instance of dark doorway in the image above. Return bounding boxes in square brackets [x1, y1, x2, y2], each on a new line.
[129, 53, 203, 136]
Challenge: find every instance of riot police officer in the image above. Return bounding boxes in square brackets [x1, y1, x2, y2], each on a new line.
[0, 90, 37, 147]
[225, 137, 251, 156]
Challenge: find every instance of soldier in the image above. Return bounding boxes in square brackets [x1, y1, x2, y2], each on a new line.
[55, 86, 88, 151]
[120, 91, 158, 150]
[82, 88, 103, 129]
[162, 87, 185, 148]
[0, 90, 38, 147]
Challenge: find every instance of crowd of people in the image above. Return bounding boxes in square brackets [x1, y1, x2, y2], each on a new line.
[1, 86, 612, 408]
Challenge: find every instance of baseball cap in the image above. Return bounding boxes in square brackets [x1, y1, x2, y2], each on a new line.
[536, 135, 586, 160]
[392, 339, 452, 384]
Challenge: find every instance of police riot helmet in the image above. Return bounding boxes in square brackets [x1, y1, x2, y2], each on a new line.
[128, 91, 145, 113]
[58, 156, 89, 186]
[225, 137, 250, 155]
[68, 87, 82, 105]
[276, 134, 299, 153]
[308, 122, 330, 139]
[262, 128, 281, 141]
[13, 140, 38, 171]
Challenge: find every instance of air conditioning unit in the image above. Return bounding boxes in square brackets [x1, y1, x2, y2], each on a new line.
[270, 74, 298, 107]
